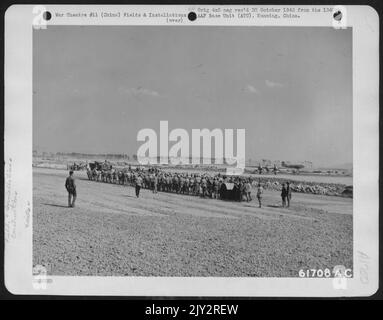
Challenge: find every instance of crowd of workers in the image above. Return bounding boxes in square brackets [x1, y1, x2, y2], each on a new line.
[85, 165, 292, 207]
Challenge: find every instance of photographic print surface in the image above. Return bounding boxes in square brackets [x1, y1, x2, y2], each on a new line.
[4, 5, 379, 296]
[33, 25, 353, 277]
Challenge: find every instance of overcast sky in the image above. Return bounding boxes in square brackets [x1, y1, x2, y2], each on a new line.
[33, 26, 352, 166]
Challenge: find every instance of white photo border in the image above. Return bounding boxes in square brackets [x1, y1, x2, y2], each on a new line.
[4, 5, 379, 296]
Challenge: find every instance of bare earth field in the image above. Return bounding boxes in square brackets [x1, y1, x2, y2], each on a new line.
[33, 167, 352, 277]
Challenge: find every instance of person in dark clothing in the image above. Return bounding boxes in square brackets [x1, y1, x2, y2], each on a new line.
[135, 175, 143, 198]
[286, 182, 292, 207]
[233, 183, 240, 201]
[281, 183, 287, 207]
[65, 170, 76, 207]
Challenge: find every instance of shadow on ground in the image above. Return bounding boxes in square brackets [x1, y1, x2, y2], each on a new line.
[42, 203, 69, 208]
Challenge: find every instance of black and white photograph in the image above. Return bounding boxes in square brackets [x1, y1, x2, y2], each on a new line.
[32, 25, 354, 277]
[3, 5, 379, 297]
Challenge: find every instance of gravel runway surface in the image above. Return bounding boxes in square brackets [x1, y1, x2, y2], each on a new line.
[33, 168, 352, 276]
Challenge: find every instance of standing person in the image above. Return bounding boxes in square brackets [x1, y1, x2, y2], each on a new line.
[281, 183, 287, 207]
[213, 178, 219, 199]
[239, 180, 245, 202]
[65, 170, 77, 208]
[135, 175, 143, 198]
[256, 183, 263, 208]
[195, 175, 201, 196]
[150, 172, 155, 192]
[233, 182, 239, 201]
[245, 179, 252, 202]
[153, 174, 158, 193]
[201, 176, 207, 198]
[286, 182, 292, 207]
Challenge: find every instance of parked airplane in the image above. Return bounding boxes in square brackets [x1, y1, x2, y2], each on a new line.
[281, 161, 305, 172]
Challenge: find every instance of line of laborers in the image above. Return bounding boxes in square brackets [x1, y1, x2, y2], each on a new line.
[86, 166, 292, 208]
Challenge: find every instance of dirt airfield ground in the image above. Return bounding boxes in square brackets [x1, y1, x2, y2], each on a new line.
[33, 167, 352, 277]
